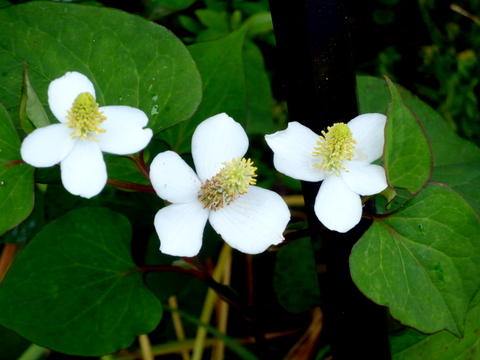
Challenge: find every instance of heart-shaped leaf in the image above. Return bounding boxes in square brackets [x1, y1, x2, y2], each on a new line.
[350, 183, 480, 336]
[0, 207, 162, 356]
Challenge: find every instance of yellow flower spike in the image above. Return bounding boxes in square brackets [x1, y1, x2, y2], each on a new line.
[65, 92, 106, 141]
[198, 157, 257, 210]
[312, 122, 356, 176]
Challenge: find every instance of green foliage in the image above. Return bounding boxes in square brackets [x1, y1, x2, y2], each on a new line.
[0, 207, 162, 356]
[160, 26, 274, 152]
[354, 74, 480, 338]
[0, 1, 479, 359]
[357, 75, 480, 213]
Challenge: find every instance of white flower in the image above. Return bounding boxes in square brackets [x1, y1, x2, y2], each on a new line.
[265, 114, 387, 233]
[21, 71, 153, 198]
[150, 113, 290, 257]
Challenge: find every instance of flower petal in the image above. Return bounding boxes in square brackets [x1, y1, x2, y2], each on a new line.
[314, 176, 362, 233]
[342, 162, 387, 195]
[209, 186, 290, 254]
[192, 113, 248, 181]
[48, 72, 96, 123]
[20, 124, 75, 167]
[60, 140, 107, 199]
[150, 151, 201, 203]
[348, 113, 386, 162]
[96, 106, 153, 155]
[265, 122, 325, 182]
[154, 202, 209, 257]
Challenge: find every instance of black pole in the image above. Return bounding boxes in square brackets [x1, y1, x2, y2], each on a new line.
[268, 1, 391, 359]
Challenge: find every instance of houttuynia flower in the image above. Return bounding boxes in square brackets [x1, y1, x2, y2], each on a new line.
[21, 71, 153, 198]
[150, 113, 290, 257]
[265, 114, 387, 233]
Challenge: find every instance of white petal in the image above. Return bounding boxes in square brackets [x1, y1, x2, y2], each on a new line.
[48, 72, 96, 123]
[348, 113, 386, 162]
[341, 162, 387, 196]
[265, 122, 325, 182]
[154, 202, 209, 257]
[150, 151, 201, 203]
[96, 106, 153, 155]
[209, 186, 290, 254]
[314, 176, 362, 233]
[192, 113, 248, 181]
[60, 140, 107, 199]
[20, 124, 75, 167]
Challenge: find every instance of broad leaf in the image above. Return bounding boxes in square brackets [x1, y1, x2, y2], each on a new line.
[384, 77, 432, 194]
[0, 103, 34, 236]
[274, 237, 321, 313]
[0, 2, 201, 134]
[391, 290, 480, 359]
[243, 40, 275, 134]
[350, 183, 480, 336]
[0, 207, 162, 356]
[161, 28, 248, 152]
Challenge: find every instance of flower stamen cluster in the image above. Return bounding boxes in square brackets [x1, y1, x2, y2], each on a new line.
[312, 122, 356, 176]
[198, 157, 257, 210]
[65, 92, 107, 141]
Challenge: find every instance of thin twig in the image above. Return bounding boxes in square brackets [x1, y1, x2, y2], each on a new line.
[168, 296, 191, 360]
[138, 334, 154, 360]
[211, 246, 232, 360]
[451, 4, 480, 25]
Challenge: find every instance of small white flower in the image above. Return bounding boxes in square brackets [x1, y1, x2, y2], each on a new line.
[265, 114, 388, 233]
[21, 71, 153, 198]
[150, 113, 290, 257]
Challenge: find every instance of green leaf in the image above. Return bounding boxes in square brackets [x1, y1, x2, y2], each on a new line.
[350, 183, 480, 336]
[160, 28, 248, 152]
[0, 103, 34, 236]
[0, 2, 201, 134]
[19, 64, 50, 134]
[274, 237, 321, 313]
[391, 290, 480, 359]
[243, 40, 275, 134]
[0, 207, 162, 356]
[384, 77, 432, 194]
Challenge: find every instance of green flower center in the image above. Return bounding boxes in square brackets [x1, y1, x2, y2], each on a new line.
[312, 123, 356, 176]
[65, 92, 106, 141]
[198, 157, 257, 211]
